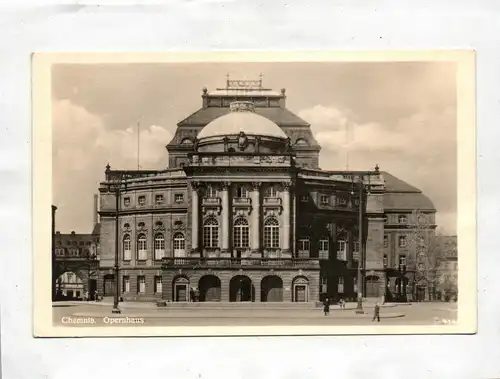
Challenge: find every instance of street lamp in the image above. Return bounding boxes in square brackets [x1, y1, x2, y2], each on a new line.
[355, 175, 365, 314]
[105, 163, 127, 314]
[51, 205, 57, 301]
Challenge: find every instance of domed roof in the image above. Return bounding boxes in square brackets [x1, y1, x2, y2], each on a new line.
[197, 101, 287, 140]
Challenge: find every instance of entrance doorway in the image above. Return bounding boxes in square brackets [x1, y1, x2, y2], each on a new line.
[261, 276, 283, 302]
[173, 276, 190, 302]
[292, 276, 309, 302]
[103, 274, 116, 297]
[365, 275, 380, 298]
[229, 275, 254, 302]
[198, 275, 221, 302]
[416, 286, 426, 302]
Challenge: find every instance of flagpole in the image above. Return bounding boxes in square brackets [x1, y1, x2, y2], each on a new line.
[137, 121, 140, 170]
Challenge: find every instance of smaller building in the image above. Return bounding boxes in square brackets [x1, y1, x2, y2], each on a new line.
[53, 195, 101, 300]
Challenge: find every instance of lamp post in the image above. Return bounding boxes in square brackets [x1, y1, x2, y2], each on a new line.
[51, 205, 57, 301]
[355, 175, 365, 314]
[105, 164, 126, 314]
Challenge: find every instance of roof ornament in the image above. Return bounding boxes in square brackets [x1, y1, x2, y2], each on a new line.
[375, 164, 380, 172]
[230, 101, 255, 113]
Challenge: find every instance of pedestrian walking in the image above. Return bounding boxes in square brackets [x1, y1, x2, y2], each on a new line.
[323, 297, 330, 316]
[94, 290, 99, 302]
[372, 302, 380, 322]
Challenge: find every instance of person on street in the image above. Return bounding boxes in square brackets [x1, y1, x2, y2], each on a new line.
[323, 297, 330, 316]
[372, 302, 381, 322]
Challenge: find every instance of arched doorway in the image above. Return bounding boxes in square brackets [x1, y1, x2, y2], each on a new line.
[229, 275, 254, 302]
[172, 276, 190, 302]
[103, 274, 116, 297]
[365, 275, 380, 298]
[198, 275, 221, 302]
[292, 276, 309, 302]
[261, 275, 283, 302]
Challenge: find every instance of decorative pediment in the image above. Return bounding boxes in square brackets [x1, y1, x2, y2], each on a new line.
[173, 220, 185, 230]
[137, 221, 148, 232]
[122, 222, 132, 232]
[153, 220, 166, 232]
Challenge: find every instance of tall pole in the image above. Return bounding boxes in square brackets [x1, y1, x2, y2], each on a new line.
[51, 205, 57, 301]
[137, 121, 140, 170]
[112, 185, 121, 314]
[355, 176, 364, 314]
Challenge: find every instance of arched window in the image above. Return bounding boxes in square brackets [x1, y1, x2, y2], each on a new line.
[203, 218, 219, 248]
[264, 218, 280, 248]
[154, 233, 165, 260]
[233, 218, 249, 248]
[173, 232, 186, 257]
[181, 138, 193, 145]
[264, 186, 277, 198]
[137, 233, 147, 260]
[123, 234, 131, 261]
[295, 138, 308, 146]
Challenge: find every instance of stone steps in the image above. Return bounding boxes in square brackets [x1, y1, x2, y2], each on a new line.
[158, 301, 315, 309]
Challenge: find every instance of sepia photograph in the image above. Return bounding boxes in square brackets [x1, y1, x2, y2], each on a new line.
[32, 51, 476, 337]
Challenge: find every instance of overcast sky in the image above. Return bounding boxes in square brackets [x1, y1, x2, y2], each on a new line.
[52, 61, 456, 235]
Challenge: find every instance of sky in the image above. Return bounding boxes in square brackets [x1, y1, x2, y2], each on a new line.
[52, 61, 457, 235]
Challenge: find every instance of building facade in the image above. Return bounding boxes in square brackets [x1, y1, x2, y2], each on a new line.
[97, 78, 437, 303]
[53, 195, 100, 300]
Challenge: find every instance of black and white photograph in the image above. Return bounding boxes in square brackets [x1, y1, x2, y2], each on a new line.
[32, 51, 476, 336]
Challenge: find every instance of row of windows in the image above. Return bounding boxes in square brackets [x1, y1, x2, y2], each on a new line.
[122, 275, 162, 294]
[123, 193, 185, 207]
[56, 240, 93, 246]
[318, 195, 352, 206]
[203, 185, 281, 199]
[123, 233, 185, 261]
[383, 235, 408, 248]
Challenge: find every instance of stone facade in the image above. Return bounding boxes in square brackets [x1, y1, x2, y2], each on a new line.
[94, 78, 437, 304]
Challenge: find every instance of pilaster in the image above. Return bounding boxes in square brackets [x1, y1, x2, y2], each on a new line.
[190, 181, 200, 253]
[281, 181, 291, 255]
[221, 182, 231, 253]
[250, 182, 261, 253]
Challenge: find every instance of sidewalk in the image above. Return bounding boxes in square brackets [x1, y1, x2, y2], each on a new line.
[70, 308, 406, 320]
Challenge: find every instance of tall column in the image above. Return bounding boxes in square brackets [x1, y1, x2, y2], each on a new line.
[250, 182, 261, 254]
[221, 182, 230, 254]
[282, 181, 291, 255]
[191, 182, 200, 253]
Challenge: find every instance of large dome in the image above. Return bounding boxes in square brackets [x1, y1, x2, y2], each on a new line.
[197, 101, 287, 140]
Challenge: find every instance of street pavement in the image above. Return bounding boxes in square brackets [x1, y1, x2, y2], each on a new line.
[52, 301, 457, 327]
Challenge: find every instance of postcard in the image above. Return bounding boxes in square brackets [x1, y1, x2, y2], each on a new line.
[32, 51, 476, 337]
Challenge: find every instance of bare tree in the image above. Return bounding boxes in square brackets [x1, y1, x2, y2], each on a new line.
[406, 209, 444, 301]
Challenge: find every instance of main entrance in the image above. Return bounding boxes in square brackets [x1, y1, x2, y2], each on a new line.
[198, 275, 221, 302]
[229, 275, 254, 302]
[365, 275, 380, 298]
[173, 276, 189, 302]
[261, 275, 283, 302]
[103, 274, 116, 297]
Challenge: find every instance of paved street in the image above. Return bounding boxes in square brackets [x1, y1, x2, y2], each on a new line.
[53, 301, 457, 327]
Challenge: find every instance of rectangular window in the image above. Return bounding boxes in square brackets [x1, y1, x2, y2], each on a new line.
[138, 195, 146, 206]
[174, 193, 184, 203]
[122, 276, 130, 293]
[298, 239, 310, 258]
[320, 195, 330, 205]
[300, 195, 309, 202]
[319, 239, 329, 259]
[155, 194, 164, 204]
[399, 235, 407, 248]
[124, 197, 131, 206]
[337, 196, 347, 205]
[155, 276, 162, 294]
[138, 276, 146, 294]
[337, 240, 347, 261]
[383, 235, 388, 247]
[399, 254, 407, 268]
[321, 277, 327, 293]
[398, 215, 408, 224]
[383, 254, 388, 267]
[338, 277, 345, 293]
[236, 186, 248, 198]
[353, 277, 358, 293]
